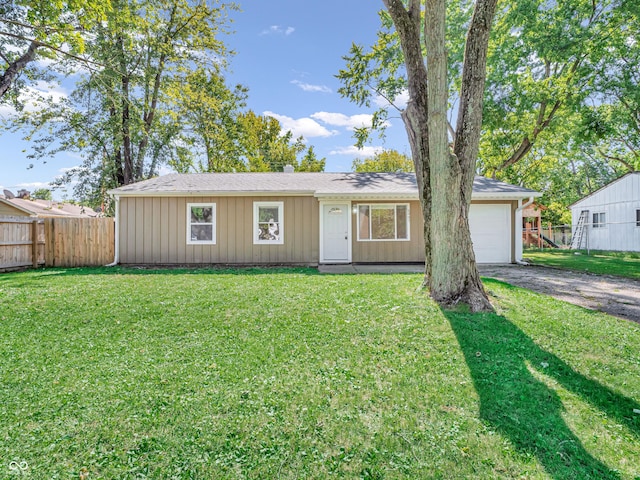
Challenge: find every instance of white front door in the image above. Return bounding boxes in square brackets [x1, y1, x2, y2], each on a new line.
[321, 203, 351, 263]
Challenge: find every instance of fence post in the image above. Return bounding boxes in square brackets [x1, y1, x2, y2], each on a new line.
[31, 219, 38, 268]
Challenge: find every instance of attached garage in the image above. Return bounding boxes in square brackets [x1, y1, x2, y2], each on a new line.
[469, 203, 512, 264]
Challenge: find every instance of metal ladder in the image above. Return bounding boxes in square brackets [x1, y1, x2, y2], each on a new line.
[570, 210, 588, 250]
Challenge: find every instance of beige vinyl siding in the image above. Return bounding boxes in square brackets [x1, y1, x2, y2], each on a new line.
[119, 195, 319, 265]
[0, 202, 29, 216]
[352, 200, 425, 263]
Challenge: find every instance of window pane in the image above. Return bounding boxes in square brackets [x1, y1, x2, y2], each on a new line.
[396, 205, 408, 239]
[636, 209, 640, 227]
[191, 206, 212, 224]
[258, 222, 280, 241]
[191, 224, 213, 241]
[371, 206, 395, 239]
[358, 205, 370, 240]
[258, 206, 279, 223]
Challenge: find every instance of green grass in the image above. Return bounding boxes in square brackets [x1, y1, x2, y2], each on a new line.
[524, 249, 640, 280]
[1, 267, 639, 479]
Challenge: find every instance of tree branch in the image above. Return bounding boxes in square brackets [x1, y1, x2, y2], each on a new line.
[597, 148, 636, 172]
[0, 39, 40, 98]
[0, 30, 106, 69]
[454, 0, 499, 190]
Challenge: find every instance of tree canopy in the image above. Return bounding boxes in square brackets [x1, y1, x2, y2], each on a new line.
[352, 149, 414, 172]
[339, 0, 637, 226]
[7, 0, 325, 207]
[0, 0, 110, 102]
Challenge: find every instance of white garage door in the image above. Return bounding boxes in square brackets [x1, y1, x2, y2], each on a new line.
[469, 204, 511, 263]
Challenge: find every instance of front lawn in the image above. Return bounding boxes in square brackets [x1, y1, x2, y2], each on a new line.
[524, 249, 640, 280]
[1, 267, 638, 479]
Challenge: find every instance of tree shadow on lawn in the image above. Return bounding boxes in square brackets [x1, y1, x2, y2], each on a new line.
[445, 307, 640, 479]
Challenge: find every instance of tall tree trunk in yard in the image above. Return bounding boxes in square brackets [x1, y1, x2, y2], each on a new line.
[425, 0, 479, 308]
[384, 0, 497, 311]
[386, 0, 432, 285]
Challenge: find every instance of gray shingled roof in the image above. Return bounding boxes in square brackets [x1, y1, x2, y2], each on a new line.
[108, 172, 540, 199]
[0, 197, 100, 217]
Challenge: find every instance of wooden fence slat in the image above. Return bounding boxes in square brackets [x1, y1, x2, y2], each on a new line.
[31, 219, 38, 268]
[1, 216, 115, 271]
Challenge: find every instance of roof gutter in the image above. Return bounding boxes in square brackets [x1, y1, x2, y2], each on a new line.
[105, 195, 119, 266]
[514, 196, 535, 265]
[105, 190, 315, 198]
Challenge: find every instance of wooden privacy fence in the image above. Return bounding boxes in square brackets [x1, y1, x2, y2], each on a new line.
[0, 216, 115, 270]
[0, 216, 45, 270]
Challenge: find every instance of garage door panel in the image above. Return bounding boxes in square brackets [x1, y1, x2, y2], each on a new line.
[469, 204, 511, 263]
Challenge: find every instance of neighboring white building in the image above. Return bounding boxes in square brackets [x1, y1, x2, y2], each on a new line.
[570, 172, 640, 252]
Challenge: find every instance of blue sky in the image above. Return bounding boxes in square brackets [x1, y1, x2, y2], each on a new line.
[0, 0, 410, 198]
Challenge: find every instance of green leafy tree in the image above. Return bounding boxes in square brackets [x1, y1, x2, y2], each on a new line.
[235, 111, 301, 171]
[479, 0, 627, 177]
[298, 146, 326, 172]
[31, 188, 52, 200]
[168, 68, 249, 173]
[235, 111, 325, 172]
[352, 149, 414, 172]
[16, 0, 237, 207]
[579, 2, 640, 174]
[0, 0, 109, 102]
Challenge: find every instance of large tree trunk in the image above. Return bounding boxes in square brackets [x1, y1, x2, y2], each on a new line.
[115, 34, 134, 185]
[425, 0, 485, 310]
[384, 0, 432, 285]
[385, 0, 497, 312]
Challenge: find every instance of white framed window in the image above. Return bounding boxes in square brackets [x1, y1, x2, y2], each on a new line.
[187, 203, 216, 244]
[357, 203, 410, 241]
[254, 201, 284, 244]
[592, 212, 606, 228]
[636, 209, 640, 227]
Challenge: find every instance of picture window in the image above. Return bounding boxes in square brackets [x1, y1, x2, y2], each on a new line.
[357, 204, 410, 241]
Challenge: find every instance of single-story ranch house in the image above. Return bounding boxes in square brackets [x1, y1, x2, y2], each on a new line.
[108, 172, 540, 266]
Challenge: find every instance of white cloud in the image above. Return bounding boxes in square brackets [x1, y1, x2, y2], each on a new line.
[291, 80, 332, 93]
[329, 145, 383, 157]
[373, 89, 409, 109]
[311, 112, 380, 130]
[263, 111, 339, 138]
[0, 81, 68, 117]
[15, 181, 51, 189]
[261, 25, 295, 36]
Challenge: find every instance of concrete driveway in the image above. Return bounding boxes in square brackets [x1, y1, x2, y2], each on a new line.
[479, 265, 640, 323]
[319, 263, 639, 322]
